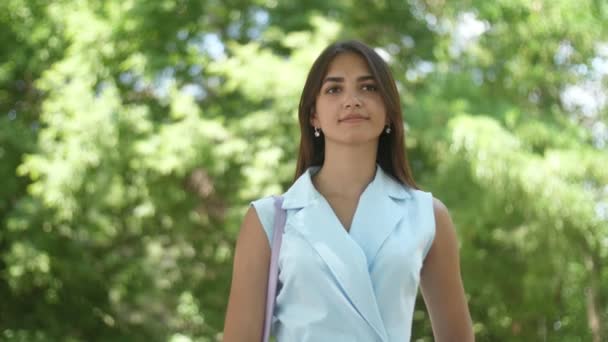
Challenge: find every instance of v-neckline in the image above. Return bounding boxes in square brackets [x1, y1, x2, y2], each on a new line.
[315, 181, 374, 236]
[308, 165, 379, 235]
[319, 195, 359, 234]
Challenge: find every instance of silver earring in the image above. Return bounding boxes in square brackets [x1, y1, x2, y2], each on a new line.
[314, 127, 321, 137]
[385, 125, 391, 134]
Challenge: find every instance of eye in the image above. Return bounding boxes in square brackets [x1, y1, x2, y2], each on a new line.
[362, 84, 378, 92]
[325, 86, 341, 94]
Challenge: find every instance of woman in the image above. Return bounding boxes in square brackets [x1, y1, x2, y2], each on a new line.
[223, 40, 474, 341]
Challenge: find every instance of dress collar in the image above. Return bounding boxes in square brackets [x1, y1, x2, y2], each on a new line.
[282, 164, 413, 210]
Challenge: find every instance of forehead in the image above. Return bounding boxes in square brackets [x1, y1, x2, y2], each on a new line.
[325, 52, 372, 76]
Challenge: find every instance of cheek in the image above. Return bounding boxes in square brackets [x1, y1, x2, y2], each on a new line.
[316, 96, 337, 109]
[367, 95, 386, 112]
[314, 99, 339, 120]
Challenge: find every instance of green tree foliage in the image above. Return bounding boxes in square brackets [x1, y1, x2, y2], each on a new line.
[1, 0, 606, 341]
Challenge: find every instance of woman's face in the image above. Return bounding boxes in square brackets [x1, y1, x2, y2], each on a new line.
[311, 52, 388, 146]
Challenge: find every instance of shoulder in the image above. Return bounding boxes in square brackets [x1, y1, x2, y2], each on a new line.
[398, 191, 457, 259]
[249, 196, 279, 245]
[250, 196, 275, 215]
[431, 197, 451, 224]
[406, 188, 436, 220]
[405, 187, 433, 204]
[407, 190, 452, 225]
[402, 189, 437, 257]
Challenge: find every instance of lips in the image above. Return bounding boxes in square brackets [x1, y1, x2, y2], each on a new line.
[339, 114, 369, 122]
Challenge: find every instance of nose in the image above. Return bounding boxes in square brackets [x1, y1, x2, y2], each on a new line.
[344, 93, 362, 108]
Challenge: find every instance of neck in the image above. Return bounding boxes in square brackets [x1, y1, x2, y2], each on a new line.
[312, 141, 378, 198]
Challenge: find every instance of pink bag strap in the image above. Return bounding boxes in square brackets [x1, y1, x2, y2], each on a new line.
[262, 196, 286, 342]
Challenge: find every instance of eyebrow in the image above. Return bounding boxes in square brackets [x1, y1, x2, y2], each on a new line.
[322, 75, 376, 84]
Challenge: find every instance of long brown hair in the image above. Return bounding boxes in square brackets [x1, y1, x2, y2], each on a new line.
[294, 40, 418, 189]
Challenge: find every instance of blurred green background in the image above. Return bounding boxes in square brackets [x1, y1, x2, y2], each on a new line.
[1, 0, 607, 341]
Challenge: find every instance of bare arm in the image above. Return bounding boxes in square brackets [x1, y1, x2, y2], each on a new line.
[420, 197, 474, 342]
[223, 206, 270, 342]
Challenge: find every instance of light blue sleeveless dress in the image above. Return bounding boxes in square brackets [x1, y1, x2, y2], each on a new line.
[251, 165, 436, 341]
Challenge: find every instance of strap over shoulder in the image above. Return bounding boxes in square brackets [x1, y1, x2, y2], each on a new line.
[262, 195, 286, 342]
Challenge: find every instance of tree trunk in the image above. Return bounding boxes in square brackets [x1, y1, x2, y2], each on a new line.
[585, 254, 602, 342]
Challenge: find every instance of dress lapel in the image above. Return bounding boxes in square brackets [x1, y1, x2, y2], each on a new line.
[349, 166, 412, 268]
[291, 199, 388, 341]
